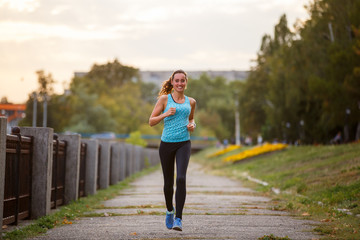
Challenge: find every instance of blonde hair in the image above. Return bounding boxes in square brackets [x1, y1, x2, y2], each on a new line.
[158, 69, 188, 97]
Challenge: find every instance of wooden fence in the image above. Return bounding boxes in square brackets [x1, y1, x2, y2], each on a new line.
[78, 142, 87, 198]
[3, 128, 32, 225]
[0, 123, 160, 227]
[51, 135, 67, 209]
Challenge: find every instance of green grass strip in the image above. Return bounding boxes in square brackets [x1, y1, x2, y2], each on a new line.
[192, 144, 360, 240]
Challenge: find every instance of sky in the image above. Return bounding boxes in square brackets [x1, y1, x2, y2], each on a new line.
[0, 0, 309, 103]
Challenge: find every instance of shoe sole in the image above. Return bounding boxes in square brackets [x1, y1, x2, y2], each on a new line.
[172, 226, 182, 231]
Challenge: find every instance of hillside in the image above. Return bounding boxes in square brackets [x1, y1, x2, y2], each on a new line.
[192, 143, 360, 239]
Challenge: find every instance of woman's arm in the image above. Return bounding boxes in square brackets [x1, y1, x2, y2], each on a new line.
[187, 97, 197, 132]
[149, 95, 175, 127]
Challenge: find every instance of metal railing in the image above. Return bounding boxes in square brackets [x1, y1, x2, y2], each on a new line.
[78, 143, 87, 197]
[96, 145, 101, 190]
[51, 134, 67, 209]
[3, 127, 33, 225]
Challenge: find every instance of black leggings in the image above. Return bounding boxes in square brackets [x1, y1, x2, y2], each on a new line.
[159, 140, 191, 219]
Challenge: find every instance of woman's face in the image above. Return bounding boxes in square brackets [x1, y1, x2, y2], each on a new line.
[172, 73, 187, 92]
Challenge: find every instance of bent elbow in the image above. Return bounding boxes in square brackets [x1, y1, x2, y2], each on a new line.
[149, 119, 154, 127]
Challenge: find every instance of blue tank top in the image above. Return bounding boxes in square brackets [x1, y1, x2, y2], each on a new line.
[161, 94, 191, 142]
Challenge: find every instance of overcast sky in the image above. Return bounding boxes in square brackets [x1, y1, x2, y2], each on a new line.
[0, 0, 309, 103]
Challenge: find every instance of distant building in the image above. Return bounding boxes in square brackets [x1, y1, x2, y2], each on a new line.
[74, 72, 87, 78]
[74, 70, 249, 85]
[0, 104, 26, 133]
[140, 70, 249, 85]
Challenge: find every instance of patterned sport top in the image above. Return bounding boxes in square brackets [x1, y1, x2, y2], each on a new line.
[161, 94, 191, 142]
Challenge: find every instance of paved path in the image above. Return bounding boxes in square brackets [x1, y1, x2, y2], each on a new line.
[31, 163, 319, 240]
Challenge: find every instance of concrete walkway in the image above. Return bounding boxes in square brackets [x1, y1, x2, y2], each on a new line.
[31, 162, 320, 240]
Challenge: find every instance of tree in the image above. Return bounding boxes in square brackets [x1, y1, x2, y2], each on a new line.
[1, 97, 9, 104]
[98, 82, 154, 133]
[20, 70, 56, 128]
[85, 59, 140, 90]
[65, 83, 116, 133]
[65, 60, 153, 134]
[36, 70, 55, 97]
[238, 0, 360, 144]
[186, 74, 235, 141]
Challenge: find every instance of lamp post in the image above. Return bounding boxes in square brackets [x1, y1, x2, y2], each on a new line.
[234, 92, 240, 145]
[43, 93, 48, 127]
[32, 92, 37, 127]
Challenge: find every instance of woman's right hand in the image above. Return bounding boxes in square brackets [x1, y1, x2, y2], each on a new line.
[165, 107, 176, 117]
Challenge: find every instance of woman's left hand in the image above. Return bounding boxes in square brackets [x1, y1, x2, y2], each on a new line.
[187, 122, 196, 132]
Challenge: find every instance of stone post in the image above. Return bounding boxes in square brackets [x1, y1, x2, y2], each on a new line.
[139, 147, 145, 170]
[110, 143, 120, 185]
[143, 148, 149, 168]
[125, 143, 134, 177]
[81, 139, 98, 196]
[98, 140, 111, 189]
[145, 148, 153, 166]
[20, 127, 53, 219]
[59, 134, 81, 204]
[0, 117, 7, 228]
[134, 145, 142, 172]
[131, 144, 136, 174]
[118, 143, 126, 181]
[148, 148, 160, 166]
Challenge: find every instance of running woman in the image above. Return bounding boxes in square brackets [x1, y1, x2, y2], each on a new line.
[149, 69, 196, 231]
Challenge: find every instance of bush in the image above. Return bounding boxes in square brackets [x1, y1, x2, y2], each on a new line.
[125, 131, 147, 147]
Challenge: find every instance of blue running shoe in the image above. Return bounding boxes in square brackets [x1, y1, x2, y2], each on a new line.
[172, 217, 182, 231]
[165, 208, 175, 229]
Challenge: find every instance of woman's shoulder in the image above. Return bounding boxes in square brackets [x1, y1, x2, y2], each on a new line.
[187, 96, 196, 105]
[157, 94, 169, 105]
[158, 94, 169, 101]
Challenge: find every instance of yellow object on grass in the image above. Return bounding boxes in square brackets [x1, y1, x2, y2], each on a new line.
[223, 143, 288, 162]
[207, 145, 241, 158]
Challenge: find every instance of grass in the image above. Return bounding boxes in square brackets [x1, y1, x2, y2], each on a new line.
[258, 234, 291, 240]
[2, 164, 160, 240]
[192, 143, 360, 240]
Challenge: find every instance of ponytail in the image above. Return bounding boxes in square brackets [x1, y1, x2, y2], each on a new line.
[158, 69, 187, 97]
[158, 78, 173, 97]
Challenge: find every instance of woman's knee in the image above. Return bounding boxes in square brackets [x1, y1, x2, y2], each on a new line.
[176, 176, 186, 186]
